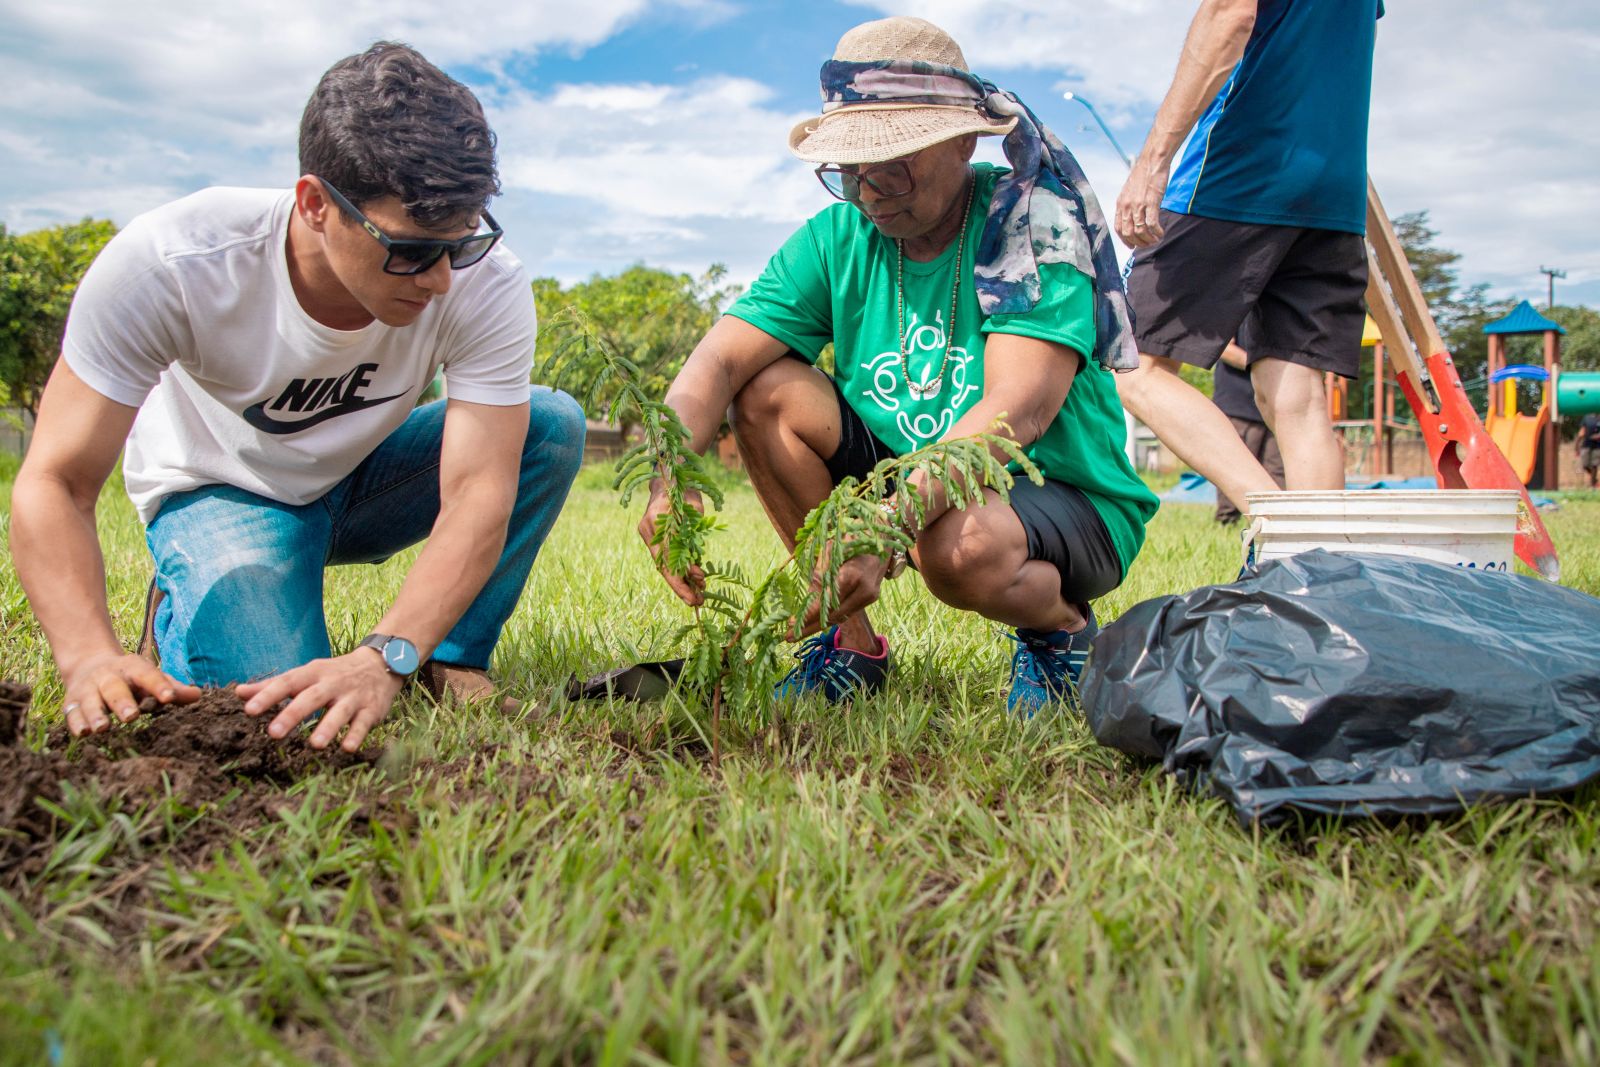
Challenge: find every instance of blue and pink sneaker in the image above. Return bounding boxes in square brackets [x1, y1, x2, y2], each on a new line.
[774, 626, 892, 703]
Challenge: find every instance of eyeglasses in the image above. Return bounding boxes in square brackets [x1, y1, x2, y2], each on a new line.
[814, 159, 916, 203]
[318, 179, 503, 276]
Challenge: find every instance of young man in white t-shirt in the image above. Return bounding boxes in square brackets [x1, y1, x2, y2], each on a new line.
[10, 42, 584, 752]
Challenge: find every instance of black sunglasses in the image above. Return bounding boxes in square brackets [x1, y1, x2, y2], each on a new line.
[319, 180, 503, 276]
[814, 157, 917, 203]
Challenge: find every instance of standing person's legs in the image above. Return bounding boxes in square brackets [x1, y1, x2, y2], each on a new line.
[145, 487, 334, 686]
[323, 388, 586, 671]
[1244, 226, 1367, 491]
[1259, 421, 1286, 488]
[1214, 418, 1276, 524]
[1250, 360, 1344, 489]
[1120, 211, 1297, 511]
[1116, 357, 1281, 509]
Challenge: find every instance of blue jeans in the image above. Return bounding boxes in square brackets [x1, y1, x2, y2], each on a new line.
[144, 388, 585, 685]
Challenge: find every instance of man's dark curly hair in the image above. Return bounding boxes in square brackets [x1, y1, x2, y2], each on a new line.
[299, 42, 500, 230]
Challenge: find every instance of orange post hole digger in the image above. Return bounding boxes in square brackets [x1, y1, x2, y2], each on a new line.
[1364, 178, 1560, 581]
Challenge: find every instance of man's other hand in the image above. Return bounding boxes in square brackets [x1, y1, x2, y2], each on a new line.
[238, 649, 405, 753]
[62, 653, 202, 736]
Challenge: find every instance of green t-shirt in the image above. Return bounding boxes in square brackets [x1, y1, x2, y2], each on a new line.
[725, 163, 1159, 575]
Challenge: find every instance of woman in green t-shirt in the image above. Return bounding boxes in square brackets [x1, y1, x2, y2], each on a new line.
[639, 16, 1157, 717]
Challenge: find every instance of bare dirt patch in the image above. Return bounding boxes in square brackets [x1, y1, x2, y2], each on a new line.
[1, 683, 379, 894]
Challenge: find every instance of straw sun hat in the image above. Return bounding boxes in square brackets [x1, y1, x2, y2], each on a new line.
[788, 16, 1017, 166]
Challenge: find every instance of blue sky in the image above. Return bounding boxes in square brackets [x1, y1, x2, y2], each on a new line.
[3, 0, 1597, 307]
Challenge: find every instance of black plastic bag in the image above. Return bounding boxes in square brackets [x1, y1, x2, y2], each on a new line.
[1082, 550, 1600, 826]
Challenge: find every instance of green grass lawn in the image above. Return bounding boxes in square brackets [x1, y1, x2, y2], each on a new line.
[2, 457, 1599, 1065]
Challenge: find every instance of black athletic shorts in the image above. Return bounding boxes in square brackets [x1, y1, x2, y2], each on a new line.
[1126, 209, 1367, 378]
[820, 373, 1123, 606]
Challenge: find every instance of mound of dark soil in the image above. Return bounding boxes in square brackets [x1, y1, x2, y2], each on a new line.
[0, 681, 29, 746]
[1, 684, 379, 889]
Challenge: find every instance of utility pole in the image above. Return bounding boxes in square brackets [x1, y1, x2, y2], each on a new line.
[1539, 265, 1566, 309]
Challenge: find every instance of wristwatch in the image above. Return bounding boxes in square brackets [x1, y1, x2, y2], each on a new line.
[359, 633, 421, 678]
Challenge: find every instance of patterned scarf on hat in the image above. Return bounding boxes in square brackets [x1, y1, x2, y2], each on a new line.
[821, 58, 1138, 372]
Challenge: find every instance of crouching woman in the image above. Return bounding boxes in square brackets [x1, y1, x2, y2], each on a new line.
[640, 17, 1157, 716]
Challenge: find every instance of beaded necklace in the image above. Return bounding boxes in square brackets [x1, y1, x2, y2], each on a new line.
[894, 171, 976, 402]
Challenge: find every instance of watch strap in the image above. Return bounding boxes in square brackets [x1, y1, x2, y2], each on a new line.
[359, 632, 420, 678]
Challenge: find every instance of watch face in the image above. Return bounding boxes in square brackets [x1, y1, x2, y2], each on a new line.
[383, 637, 421, 676]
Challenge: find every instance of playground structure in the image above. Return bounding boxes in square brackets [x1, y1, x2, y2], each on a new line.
[1361, 179, 1559, 579]
[1324, 296, 1600, 492]
[1483, 300, 1600, 490]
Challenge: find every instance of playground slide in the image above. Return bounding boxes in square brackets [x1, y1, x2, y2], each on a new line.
[1486, 405, 1548, 484]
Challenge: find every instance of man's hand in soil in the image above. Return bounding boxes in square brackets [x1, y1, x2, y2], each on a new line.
[638, 479, 707, 606]
[63, 653, 201, 737]
[237, 650, 405, 752]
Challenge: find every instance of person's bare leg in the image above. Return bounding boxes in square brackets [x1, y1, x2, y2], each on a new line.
[913, 490, 1088, 633]
[1116, 353, 1280, 508]
[1250, 358, 1345, 490]
[728, 360, 879, 653]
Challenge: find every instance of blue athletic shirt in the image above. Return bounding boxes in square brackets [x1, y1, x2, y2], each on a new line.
[1163, 0, 1383, 234]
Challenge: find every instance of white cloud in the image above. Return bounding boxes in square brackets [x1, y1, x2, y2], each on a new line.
[2, 0, 1596, 305]
[0, 0, 758, 270]
[841, 0, 1191, 113]
[1368, 2, 1600, 300]
[841, 0, 1600, 304]
[485, 73, 821, 281]
[494, 76, 816, 224]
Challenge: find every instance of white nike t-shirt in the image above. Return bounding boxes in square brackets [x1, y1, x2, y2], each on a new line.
[63, 187, 538, 523]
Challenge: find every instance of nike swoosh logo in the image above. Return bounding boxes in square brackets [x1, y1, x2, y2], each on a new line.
[241, 391, 408, 435]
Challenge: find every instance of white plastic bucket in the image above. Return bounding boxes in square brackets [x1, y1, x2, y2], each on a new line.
[1242, 490, 1520, 573]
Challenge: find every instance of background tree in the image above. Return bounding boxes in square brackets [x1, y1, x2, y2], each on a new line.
[532, 264, 740, 435]
[1548, 305, 1600, 374]
[1394, 210, 1461, 310]
[1391, 210, 1512, 379]
[0, 218, 117, 420]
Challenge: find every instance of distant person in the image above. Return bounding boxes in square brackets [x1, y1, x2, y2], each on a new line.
[1579, 412, 1600, 489]
[638, 17, 1157, 717]
[1212, 342, 1285, 524]
[10, 43, 584, 751]
[1112, 0, 1382, 509]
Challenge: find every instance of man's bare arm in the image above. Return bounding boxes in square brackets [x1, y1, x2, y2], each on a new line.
[11, 360, 201, 734]
[1116, 0, 1257, 247]
[240, 397, 529, 751]
[661, 316, 795, 454]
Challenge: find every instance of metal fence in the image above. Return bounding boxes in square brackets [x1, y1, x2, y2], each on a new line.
[0, 409, 33, 455]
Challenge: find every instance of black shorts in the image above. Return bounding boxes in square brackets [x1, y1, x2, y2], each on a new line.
[1126, 210, 1367, 378]
[822, 375, 1123, 606]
